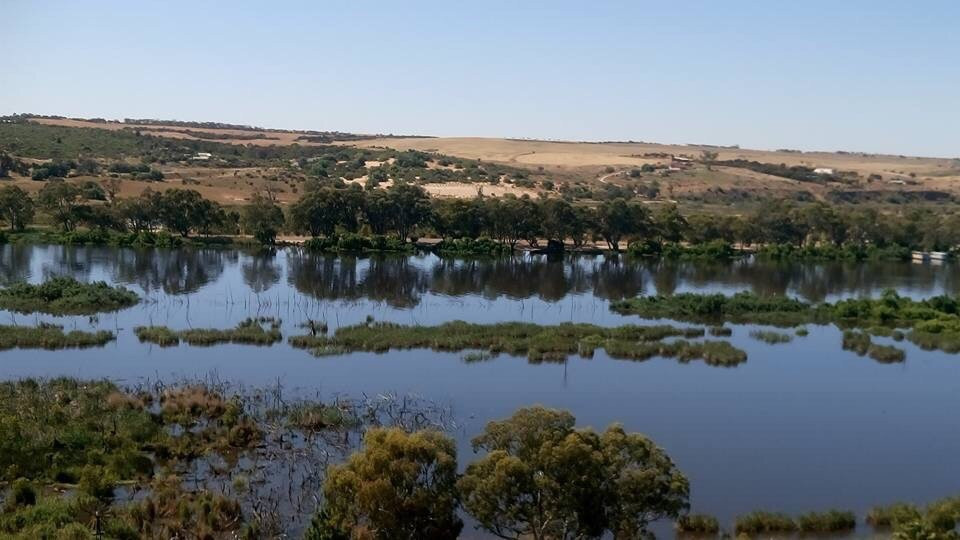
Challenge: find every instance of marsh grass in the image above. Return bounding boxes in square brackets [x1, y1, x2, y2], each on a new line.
[289, 321, 747, 366]
[749, 330, 793, 344]
[708, 326, 732, 337]
[135, 317, 282, 347]
[795, 327, 809, 336]
[866, 502, 922, 529]
[796, 509, 857, 533]
[0, 277, 138, 315]
[675, 513, 720, 534]
[734, 511, 797, 535]
[0, 323, 114, 350]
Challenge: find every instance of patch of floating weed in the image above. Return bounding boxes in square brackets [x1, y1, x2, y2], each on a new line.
[868, 344, 906, 363]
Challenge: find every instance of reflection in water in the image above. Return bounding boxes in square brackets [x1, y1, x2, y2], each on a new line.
[0, 244, 32, 284]
[241, 251, 282, 293]
[1, 245, 959, 304]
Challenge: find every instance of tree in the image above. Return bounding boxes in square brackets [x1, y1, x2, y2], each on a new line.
[0, 153, 14, 178]
[289, 187, 364, 237]
[458, 407, 689, 540]
[487, 196, 541, 249]
[118, 189, 160, 232]
[154, 188, 218, 237]
[654, 204, 688, 245]
[540, 198, 578, 247]
[310, 427, 462, 540]
[37, 181, 82, 231]
[387, 183, 432, 240]
[700, 150, 718, 170]
[242, 193, 285, 245]
[595, 199, 651, 252]
[0, 185, 34, 231]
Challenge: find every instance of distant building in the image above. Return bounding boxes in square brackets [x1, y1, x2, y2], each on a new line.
[191, 152, 213, 161]
[813, 167, 834, 175]
[670, 155, 693, 171]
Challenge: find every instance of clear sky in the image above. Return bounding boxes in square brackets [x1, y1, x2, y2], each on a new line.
[2, 0, 958, 157]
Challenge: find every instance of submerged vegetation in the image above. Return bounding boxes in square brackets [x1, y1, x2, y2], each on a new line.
[0, 323, 114, 350]
[0, 277, 138, 315]
[0, 376, 455, 537]
[289, 320, 748, 366]
[134, 317, 282, 346]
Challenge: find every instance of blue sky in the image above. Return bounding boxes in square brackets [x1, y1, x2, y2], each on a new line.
[2, 1, 958, 157]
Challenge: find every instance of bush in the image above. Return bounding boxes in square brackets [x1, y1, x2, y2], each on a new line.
[675, 513, 720, 534]
[796, 509, 856, 532]
[734, 511, 796, 534]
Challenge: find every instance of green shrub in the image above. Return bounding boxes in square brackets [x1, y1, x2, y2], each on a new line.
[734, 511, 796, 534]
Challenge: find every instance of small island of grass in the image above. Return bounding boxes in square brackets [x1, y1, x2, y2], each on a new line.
[0, 277, 139, 315]
[0, 323, 115, 350]
[135, 317, 282, 346]
[290, 321, 748, 366]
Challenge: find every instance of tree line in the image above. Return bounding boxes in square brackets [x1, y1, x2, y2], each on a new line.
[2, 179, 960, 253]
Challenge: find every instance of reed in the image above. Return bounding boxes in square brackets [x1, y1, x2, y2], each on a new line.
[749, 330, 793, 344]
[0, 323, 114, 350]
[734, 511, 797, 535]
[796, 509, 856, 532]
[675, 513, 720, 534]
[135, 317, 282, 346]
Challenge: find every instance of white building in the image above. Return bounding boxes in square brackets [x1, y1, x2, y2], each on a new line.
[813, 167, 834, 175]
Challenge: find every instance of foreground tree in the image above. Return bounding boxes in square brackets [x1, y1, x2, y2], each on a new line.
[308, 427, 462, 540]
[155, 188, 223, 237]
[458, 407, 689, 540]
[242, 193, 285, 245]
[0, 185, 35, 231]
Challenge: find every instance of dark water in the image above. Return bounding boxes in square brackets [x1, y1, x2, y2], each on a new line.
[1, 244, 959, 535]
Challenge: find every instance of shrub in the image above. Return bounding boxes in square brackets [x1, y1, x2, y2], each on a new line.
[734, 511, 796, 534]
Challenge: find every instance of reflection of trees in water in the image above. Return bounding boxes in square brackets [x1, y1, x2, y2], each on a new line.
[650, 258, 960, 302]
[241, 251, 281, 293]
[113, 248, 229, 295]
[0, 244, 33, 284]
[287, 253, 428, 308]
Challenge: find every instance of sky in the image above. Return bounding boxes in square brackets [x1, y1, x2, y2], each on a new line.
[2, 0, 958, 157]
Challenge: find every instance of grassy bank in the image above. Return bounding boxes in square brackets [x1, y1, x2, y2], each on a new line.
[289, 320, 748, 366]
[134, 317, 282, 346]
[0, 277, 138, 315]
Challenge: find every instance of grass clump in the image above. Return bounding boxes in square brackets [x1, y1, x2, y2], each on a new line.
[795, 327, 809, 336]
[0, 277, 138, 315]
[675, 513, 720, 534]
[0, 323, 114, 350]
[796, 509, 856, 533]
[866, 502, 921, 529]
[708, 326, 732, 337]
[135, 317, 282, 346]
[289, 321, 747, 366]
[734, 511, 796, 535]
[749, 330, 793, 344]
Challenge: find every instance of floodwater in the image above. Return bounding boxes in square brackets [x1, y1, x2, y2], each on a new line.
[1, 244, 959, 536]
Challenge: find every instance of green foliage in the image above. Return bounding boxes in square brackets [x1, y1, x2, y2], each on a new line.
[434, 236, 512, 256]
[611, 291, 811, 326]
[0, 277, 138, 315]
[458, 407, 689, 539]
[302, 233, 411, 253]
[313, 427, 463, 539]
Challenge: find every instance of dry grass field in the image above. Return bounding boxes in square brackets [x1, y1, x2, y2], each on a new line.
[22, 117, 960, 207]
